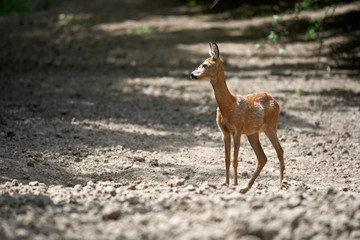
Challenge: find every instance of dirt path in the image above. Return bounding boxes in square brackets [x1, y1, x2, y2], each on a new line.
[1, 1, 360, 239]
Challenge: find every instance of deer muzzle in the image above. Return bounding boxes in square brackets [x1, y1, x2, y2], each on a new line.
[189, 72, 197, 79]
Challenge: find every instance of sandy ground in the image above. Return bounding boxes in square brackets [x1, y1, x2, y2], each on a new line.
[1, 0, 360, 239]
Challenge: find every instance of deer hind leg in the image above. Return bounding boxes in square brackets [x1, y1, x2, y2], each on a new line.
[240, 133, 267, 193]
[232, 134, 241, 185]
[264, 127, 285, 188]
[223, 133, 231, 185]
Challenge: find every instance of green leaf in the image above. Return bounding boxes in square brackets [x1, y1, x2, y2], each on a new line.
[277, 129, 286, 136]
[302, 1, 310, 9]
[294, 3, 300, 13]
[278, 48, 284, 55]
[58, 13, 75, 23]
[66, 13, 74, 23]
[315, 38, 323, 44]
[326, 6, 334, 12]
[309, 18, 317, 25]
[268, 31, 279, 43]
[292, 86, 302, 99]
[254, 43, 262, 50]
[188, 0, 196, 7]
[136, 24, 151, 34]
[272, 14, 279, 26]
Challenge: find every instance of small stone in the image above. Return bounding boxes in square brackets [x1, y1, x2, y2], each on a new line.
[102, 206, 121, 221]
[74, 184, 82, 192]
[250, 200, 264, 210]
[6, 130, 15, 138]
[149, 159, 159, 167]
[128, 185, 136, 190]
[327, 186, 338, 195]
[12, 179, 19, 186]
[27, 161, 35, 167]
[168, 178, 185, 187]
[186, 184, 196, 191]
[105, 186, 116, 196]
[241, 171, 249, 177]
[288, 196, 301, 208]
[134, 156, 145, 162]
[127, 196, 140, 205]
[58, 108, 70, 115]
[269, 194, 283, 202]
[29, 181, 39, 186]
[87, 181, 95, 188]
[350, 230, 360, 239]
[4, 182, 12, 188]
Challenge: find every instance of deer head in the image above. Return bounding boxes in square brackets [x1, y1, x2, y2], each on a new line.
[189, 42, 223, 80]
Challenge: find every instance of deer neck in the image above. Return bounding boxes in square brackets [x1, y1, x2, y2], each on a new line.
[210, 69, 236, 115]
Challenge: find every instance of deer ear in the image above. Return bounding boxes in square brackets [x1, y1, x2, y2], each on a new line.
[208, 43, 214, 57]
[209, 42, 219, 59]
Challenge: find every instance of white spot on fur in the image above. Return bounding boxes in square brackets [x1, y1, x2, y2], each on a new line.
[236, 95, 247, 108]
[269, 100, 275, 108]
[254, 102, 265, 118]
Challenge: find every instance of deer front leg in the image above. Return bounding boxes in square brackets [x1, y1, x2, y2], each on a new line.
[223, 133, 231, 185]
[233, 134, 241, 185]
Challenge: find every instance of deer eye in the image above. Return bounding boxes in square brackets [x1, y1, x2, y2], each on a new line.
[202, 64, 208, 68]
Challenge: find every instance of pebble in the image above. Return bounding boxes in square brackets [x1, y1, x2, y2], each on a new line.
[74, 184, 82, 192]
[250, 199, 264, 210]
[287, 195, 302, 208]
[105, 186, 116, 196]
[241, 171, 249, 177]
[29, 181, 39, 186]
[134, 156, 145, 162]
[102, 204, 121, 221]
[186, 184, 196, 191]
[327, 186, 338, 195]
[87, 181, 95, 188]
[168, 178, 185, 187]
[149, 159, 159, 166]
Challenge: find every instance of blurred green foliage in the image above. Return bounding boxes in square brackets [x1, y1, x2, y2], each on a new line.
[188, 0, 197, 7]
[268, 31, 279, 43]
[254, 43, 262, 50]
[292, 86, 302, 99]
[0, 0, 28, 15]
[262, 0, 339, 55]
[136, 24, 152, 34]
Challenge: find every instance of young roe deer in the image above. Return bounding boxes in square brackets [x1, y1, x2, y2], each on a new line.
[189, 42, 284, 193]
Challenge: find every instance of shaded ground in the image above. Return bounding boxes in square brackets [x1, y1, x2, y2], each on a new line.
[0, 0, 360, 239]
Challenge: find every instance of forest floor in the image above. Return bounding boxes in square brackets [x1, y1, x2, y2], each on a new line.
[0, 0, 360, 239]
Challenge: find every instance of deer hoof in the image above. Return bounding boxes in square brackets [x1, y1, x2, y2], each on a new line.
[239, 187, 249, 194]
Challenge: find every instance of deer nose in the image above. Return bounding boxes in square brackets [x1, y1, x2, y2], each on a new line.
[189, 73, 197, 79]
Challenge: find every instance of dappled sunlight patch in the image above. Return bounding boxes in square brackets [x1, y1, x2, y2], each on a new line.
[117, 77, 213, 101]
[71, 118, 183, 138]
[57, 13, 94, 25]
